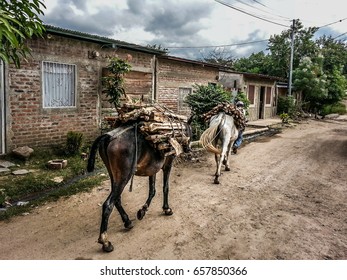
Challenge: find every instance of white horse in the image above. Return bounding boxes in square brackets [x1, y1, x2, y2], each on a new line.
[200, 112, 239, 184]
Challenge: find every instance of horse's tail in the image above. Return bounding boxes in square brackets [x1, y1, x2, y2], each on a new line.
[87, 134, 110, 172]
[199, 119, 222, 155]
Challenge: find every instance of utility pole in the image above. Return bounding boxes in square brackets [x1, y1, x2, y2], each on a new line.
[288, 19, 295, 96]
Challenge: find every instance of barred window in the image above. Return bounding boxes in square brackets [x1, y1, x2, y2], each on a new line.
[42, 61, 76, 108]
[178, 87, 191, 113]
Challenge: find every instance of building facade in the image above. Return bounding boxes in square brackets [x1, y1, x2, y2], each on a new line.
[0, 26, 284, 154]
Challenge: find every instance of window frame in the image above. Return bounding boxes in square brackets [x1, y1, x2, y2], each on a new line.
[265, 86, 272, 105]
[247, 84, 255, 106]
[42, 61, 77, 109]
[178, 87, 192, 113]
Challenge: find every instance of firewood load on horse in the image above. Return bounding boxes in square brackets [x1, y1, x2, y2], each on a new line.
[105, 102, 191, 157]
[202, 102, 246, 131]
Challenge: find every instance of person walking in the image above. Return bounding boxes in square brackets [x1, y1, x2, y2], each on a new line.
[232, 101, 246, 154]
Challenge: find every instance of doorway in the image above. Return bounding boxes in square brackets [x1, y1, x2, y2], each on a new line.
[0, 60, 5, 154]
[259, 86, 265, 119]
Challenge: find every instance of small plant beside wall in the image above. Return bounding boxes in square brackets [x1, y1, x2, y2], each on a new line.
[102, 57, 132, 109]
[65, 131, 84, 156]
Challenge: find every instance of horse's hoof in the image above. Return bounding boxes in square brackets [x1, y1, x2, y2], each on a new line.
[214, 179, 220, 184]
[163, 208, 173, 216]
[137, 209, 146, 220]
[225, 167, 230, 171]
[102, 242, 114, 253]
[124, 220, 134, 230]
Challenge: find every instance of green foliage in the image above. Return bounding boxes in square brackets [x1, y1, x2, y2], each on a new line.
[267, 20, 319, 78]
[0, 0, 46, 68]
[232, 20, 347, 115]
[277, 95, 296, 115]
[0, 189, 5, 206]
[65, 131, 84, 156]
[184, 84, 231, 139]
[233, 51, 270, 74]
[293, 56, 328, 113]
[325, 68, 347, 105]
[321, 102, 346, 116]
[280, 113, 290, 123]
[102, 57, 132, 108]
[185, 84, 230, 116]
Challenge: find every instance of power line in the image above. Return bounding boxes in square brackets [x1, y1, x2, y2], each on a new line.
[333, 32, 347, 40]
[232, 0, 290, 21]
[166, 39, 269, 49]
[214, 0, 290, 28]
[251, 0, 266, 8]
[318, 17, 347, 29]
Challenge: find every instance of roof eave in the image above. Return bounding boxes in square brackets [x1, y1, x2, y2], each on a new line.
[44, 25, 165, 55]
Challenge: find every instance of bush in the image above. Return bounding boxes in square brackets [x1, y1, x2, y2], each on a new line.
[277, 95, 304, 119]
[184, 84, 231, 139]
[321, 102, 346, 116]
[65, 131, 84, 155]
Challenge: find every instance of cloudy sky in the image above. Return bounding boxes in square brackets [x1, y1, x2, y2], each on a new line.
[40, 0, 347, 60]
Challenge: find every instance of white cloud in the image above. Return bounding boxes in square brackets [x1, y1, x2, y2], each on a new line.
[41, 0, 347, 59]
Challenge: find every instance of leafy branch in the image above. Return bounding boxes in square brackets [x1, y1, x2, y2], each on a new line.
[102, 57, 132, 108]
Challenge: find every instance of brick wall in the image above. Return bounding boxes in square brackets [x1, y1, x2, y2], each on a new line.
[7, 34, 154, 150]
[157, 58, 219, 114]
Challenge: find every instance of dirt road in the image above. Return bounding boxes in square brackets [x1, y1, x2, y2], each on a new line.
[0, 118, 346, 260]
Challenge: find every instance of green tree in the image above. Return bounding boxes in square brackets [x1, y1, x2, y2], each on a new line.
[233, 51, 270, 74]
[325, 68, 347, 105]
[293, 56, 328, 113]
[316, 35, 347, 75]
[0, 0, 46, 68]
[266, 20, 318, 78]
[233, 20, 347, 115]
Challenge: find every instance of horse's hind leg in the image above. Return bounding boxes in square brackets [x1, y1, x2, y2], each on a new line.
[223, 141, 233, 171]
[214, 153, 222, 184]
[98, 182, 133, 253]
[98, 190, 116, 252]
[162, 156, 174, 215]
[137, 175, 156, 220]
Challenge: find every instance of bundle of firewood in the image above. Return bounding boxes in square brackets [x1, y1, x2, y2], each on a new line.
[202, 102, 246, 130]
[106, 102, 190, 156]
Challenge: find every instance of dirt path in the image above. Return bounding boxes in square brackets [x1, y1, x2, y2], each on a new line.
[0, 119, 346, 260]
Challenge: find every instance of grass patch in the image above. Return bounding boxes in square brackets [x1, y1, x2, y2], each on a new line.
[0, 146, 107, 220]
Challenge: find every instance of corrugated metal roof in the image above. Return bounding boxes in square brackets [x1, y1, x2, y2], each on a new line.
[44, 25, 286, 82]
[220, 67, 287, 82]
[161, 55, 221, 68]
[44, 25, 166, 55]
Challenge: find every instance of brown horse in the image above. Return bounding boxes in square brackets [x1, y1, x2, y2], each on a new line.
[87, 121, 192, 252]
